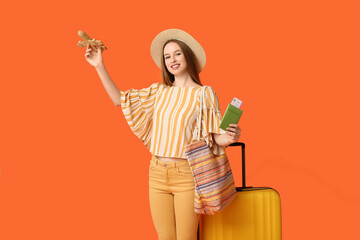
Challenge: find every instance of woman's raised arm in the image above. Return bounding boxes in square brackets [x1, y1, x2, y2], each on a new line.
[85, 44, 121, 106]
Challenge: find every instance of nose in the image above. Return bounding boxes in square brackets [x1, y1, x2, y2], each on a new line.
[170, 55, 177, 63]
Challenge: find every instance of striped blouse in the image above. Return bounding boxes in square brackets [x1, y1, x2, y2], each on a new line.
[120, 83, 226, 158]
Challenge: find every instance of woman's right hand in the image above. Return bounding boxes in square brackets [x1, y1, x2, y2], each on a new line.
[85, 43, 104, 68]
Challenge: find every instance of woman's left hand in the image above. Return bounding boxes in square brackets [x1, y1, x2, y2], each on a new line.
[225, 124, 241, 145]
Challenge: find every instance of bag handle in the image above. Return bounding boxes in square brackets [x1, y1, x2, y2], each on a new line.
[196, 86, 206, 141]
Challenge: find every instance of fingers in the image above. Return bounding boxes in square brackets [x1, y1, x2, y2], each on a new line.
[226, 124, 241, 142]
[96, 44, 102, 53]
[85, 45, 91, 58]
[226, 124, 240, 132]
[226, 131, 239, 137]
[226, 131, 239, 142]
[86, 44, 92, 52]
[85, 44, 96, 58]
[226, 131, 236, 137]
[226, 132, 237, 144]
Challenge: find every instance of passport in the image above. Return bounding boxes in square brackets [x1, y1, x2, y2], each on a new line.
[219, 104, 243, 131]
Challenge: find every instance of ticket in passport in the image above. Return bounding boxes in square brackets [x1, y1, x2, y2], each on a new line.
[219, 97, 243, 131]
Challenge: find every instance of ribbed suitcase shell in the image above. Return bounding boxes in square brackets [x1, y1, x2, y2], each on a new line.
[199, 187, 282, 240]
[199, 142, 282, 240]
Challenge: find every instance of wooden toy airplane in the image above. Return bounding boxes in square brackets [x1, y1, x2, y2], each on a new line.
[77, 30, 107, 52]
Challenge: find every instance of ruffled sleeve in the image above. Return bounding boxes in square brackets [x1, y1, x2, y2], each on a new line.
[119, 83, 161, 149]
[199, 86, 226, 156]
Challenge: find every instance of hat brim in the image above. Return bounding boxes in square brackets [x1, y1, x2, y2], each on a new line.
[150, 29, 206, 73]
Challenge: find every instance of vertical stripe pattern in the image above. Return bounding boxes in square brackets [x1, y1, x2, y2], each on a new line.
[120, 83, 226, 158]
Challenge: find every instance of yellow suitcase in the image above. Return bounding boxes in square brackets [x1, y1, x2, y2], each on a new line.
[199, 142, 282, 240]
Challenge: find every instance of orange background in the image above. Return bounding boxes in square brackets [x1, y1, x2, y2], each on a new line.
[1, 0, 359, 239]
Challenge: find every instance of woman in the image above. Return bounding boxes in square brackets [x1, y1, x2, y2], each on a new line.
[84, 29, 241, 240]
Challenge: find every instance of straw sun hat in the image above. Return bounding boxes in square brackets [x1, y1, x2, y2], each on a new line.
[150, 29, 206, 73]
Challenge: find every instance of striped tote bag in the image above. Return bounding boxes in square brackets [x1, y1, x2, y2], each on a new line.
[185, 87, 237, 215]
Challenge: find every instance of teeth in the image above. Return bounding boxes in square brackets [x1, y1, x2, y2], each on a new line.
[172, 64, 179, 69]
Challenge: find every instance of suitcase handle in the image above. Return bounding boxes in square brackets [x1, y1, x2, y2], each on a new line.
[229, 142, 248, 188]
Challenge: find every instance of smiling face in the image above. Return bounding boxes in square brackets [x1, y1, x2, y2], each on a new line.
[160, 39, 201, 86]
[163, 41, 188, 76]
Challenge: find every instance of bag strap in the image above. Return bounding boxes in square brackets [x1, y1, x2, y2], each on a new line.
[196, 86, 206, 141]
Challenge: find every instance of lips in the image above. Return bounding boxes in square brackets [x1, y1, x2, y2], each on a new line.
[171, 64, 180, 69]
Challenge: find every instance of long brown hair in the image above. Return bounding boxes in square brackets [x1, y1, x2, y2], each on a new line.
[161, 39, 202, 86]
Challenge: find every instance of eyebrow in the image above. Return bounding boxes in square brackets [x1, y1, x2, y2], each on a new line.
[164, 50, 182, 56]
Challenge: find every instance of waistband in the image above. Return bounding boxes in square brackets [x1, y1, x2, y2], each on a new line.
[151, 155, 189, 168]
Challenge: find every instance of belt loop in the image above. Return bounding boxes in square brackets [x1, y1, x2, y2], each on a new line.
[152, 155, 158, 166]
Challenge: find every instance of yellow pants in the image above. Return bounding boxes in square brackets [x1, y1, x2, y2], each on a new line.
[149, 155, 199, 240]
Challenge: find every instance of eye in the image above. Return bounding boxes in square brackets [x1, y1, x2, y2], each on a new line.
[165, 56, 170, 59]
[176, 52, 181, 56]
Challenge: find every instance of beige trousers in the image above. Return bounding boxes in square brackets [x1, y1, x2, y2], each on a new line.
[149, 155, 199, 240]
